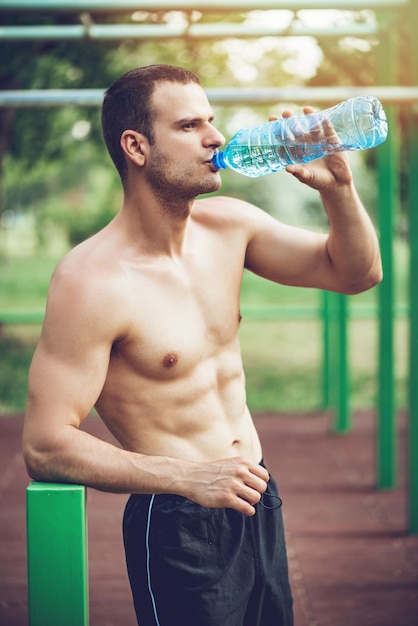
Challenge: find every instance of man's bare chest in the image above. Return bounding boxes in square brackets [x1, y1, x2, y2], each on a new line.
[109, 258, 243, 380]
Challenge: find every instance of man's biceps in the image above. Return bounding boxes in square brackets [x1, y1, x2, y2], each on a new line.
[37, 335, 110, 371]
[30, 348, 108, 401]
[27, 372, 104, 433]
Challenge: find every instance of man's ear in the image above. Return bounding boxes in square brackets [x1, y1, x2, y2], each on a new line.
[120, 130, 148, 167]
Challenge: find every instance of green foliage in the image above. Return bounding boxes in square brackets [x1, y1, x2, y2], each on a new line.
[0, 12, 118, 246]
[0, 332, 34, 413]
[0, 14, 113, 161]
[0, 255, 57, 310]
[39, 162, 121, 247]
[3, 136, 121, 247]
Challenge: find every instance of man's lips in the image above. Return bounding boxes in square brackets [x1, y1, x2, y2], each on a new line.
[205, 156, 219, 171]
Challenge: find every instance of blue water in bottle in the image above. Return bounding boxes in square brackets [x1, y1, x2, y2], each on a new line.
[212, 95, 388, 178]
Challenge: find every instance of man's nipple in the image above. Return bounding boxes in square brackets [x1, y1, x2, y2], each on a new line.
[162, 352, 179, 368]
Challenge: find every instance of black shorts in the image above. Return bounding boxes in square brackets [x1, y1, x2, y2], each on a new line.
[123, 464, 293, 626]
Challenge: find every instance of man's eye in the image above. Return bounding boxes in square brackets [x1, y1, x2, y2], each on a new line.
[183, 123, 196, 130]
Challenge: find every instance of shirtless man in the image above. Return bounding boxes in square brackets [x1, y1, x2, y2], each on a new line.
[23, 65, 382, 626]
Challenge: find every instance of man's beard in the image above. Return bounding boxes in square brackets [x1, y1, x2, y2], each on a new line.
[146, 146, 221, 217]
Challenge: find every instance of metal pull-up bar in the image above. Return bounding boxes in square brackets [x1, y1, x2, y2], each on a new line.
[0, 0, 409, 12]
[0, 23, 380, 42]
[0, 86, 416, 108]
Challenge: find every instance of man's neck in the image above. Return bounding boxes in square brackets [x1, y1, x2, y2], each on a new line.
[117, 189, 194, 258]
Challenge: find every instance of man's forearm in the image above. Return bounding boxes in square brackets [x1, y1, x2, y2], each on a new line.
[23, 424, 186, 495]
[320, 182, 382, 294]
[23, 425, 269, 516]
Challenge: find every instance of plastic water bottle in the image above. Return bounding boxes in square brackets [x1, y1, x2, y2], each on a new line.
[212, 95, 388, 178]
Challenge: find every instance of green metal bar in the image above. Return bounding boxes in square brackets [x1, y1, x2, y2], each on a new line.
[0, 311, 45, 324]
[323, 291, 350, 432]
[333, 294, 351, 433]
[334, 294, 350, 433]
[377, 109, 397, 489]
[325, 291, 340, 415]
[0, 303, 407, 325]
[408, 0, 418, 534]
[0, 0, 409, 12]
[321, 291, 331, 408]
[242, 305, 321, 319]
[376, 16, 398, 490]
[26, 482, 89, 626]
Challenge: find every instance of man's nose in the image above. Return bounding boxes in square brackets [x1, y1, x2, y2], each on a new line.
[206, 126, 225, 148]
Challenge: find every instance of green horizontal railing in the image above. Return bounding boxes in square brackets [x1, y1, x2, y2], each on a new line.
[0, 311, 45, 324]
[0, 303, 408, 325]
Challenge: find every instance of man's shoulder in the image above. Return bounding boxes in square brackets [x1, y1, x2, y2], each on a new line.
[51, 230, 123, 301]
[55, 235, 104, 278]
[44, 233, 130, 339]
[193, 195, 259, 226]
[195, 195, 249, 210]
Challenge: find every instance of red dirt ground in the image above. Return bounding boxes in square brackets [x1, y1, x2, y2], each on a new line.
[1, 410, 417, 626]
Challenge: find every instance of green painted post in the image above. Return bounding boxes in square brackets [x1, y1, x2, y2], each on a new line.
[334, 293, 350, 433]
[376, 15, 398, 489]
[408, 0, 418, 533]
[26, 482, 89, 625]
[321, 290, 331, 408]
[331, 293, 351, 433]
[327, 291, 339, 413]
[323, 290, 350, 431]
